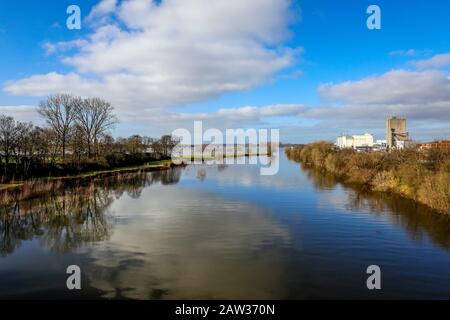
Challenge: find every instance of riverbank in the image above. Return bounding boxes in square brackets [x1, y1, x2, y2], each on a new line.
[0, 160, 181, 204]
[285, 142, 450, 214]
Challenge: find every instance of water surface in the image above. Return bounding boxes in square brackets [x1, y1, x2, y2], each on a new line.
[1, 151, 449, 299]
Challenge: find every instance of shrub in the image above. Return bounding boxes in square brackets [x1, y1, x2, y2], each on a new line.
[286, 143, 450, 214]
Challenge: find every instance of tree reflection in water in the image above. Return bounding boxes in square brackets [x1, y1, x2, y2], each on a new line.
[0, 168, 182, 256]
[300, 163, 450, 250]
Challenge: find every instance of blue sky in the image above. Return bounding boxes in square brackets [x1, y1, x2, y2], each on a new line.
[1, 0, 449, 142]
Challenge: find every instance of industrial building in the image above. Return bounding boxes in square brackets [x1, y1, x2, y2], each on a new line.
[334, 117, 419, 152]
[336, 133, 374, 150]
[373, 139, 387, 151]
[419, 140, 450, 150]
[386, 116, 408, 150]
[335, 135, 354, 149]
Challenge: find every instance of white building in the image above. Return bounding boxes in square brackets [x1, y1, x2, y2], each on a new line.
[395, 140, 416, 150]
[352, 133, 374, 148]
[336, 133, 374, 149]
[373, 139, 387, 151]
[336, 135, 354, 149]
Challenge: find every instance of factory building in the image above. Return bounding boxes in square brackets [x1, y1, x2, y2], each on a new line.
[386, 116, 408, 150]
[336, 133, 374, 150]
[419, 140, 450, 150]
[352, 133, 374, 148]
[336, 135, 354, 149]
[373, 139, 387, 151]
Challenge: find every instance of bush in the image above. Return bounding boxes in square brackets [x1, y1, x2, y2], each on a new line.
[286, 143, 450, 214]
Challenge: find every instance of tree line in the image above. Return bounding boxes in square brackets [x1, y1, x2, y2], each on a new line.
[0, 94, 178, 181]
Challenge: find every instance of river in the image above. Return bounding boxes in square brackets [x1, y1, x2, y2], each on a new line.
[0, 150, 449, 299]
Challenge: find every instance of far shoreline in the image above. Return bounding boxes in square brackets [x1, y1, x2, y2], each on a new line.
[0, 152, 271, 204]
[0, 160, 176, 192]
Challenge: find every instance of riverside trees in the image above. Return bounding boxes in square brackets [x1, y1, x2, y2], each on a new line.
[0, 94, 178, 181]
[38, 94, 79, 161]
[74, 97, 117, 159]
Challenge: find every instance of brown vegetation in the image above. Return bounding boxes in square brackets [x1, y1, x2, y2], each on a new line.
[0, 160, 179, 206]
[285, 141, 450, 214]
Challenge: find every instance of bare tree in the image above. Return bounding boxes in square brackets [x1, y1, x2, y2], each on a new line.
[70, 124, 87, 166]
[75, 98, 118, 159]
[28, 127, 48, 164]
[38, 94, 80, 161]
[14, 122, 35, 176]
[125, 135, 145, 155]
[0, 96, 185, 181]
[41, 128, 60, 166]
[0, 115, 19, 169]
[152, 135, 179, 158]
[12, 121, 33, 169]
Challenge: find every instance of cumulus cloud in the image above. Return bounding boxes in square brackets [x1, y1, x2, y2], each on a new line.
[86, 0, 118, 22]
[124, 104, 305, 129]
[301, 102, 450, 124]
[0, 105, 41, 123]
[145, 64, 450, 141]
[5, 0, 299, 119]
[0, 102, 305, 139]
[3, 1, 448, 142]
[317, 69, 450, 123]
[413, 53, 450, 69]
[312, 68, 450, 140]
[43, 40, 89, 55]
[318, 70, 450, 105]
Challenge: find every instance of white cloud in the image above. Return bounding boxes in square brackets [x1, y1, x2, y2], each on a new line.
[300, 102, 450, 123]
[389, 49, 431, 57]
[122, 104, 305, 129]
[3, 1, 448, 142]
[310, 68, 450, 141]
[0, 101, 304, 138]
[5, 72, 92, 97]
[0, 105, 41, 123]
[318, 70, 450, 105]
[413, 53, 450, 69]
[5, 0, 299, 119]
[89, 0, 117, 17]
[43, 40, 89, 55]
[5, 66, 449, 142]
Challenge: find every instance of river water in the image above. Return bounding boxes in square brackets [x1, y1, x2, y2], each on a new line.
[1, 151, 449, 299]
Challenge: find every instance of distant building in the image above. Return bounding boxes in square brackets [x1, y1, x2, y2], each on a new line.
[336, 135, 354, 149]
[373, 139, 387, 151]
[336, 133, 374, 150]
[352, 133, 374, 148]
[386, 116, 408, 150]
[419, 140, 450, 150]
[395, 140, 416, 150]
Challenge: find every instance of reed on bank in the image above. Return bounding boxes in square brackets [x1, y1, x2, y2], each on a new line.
[285, 142, 450, 214]
[0, 160, 177, 205]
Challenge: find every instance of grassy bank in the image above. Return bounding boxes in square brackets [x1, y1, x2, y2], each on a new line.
[0, 160, 173, 190]
[285, 142, 450, 214]
[0, 160, 178, 204]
